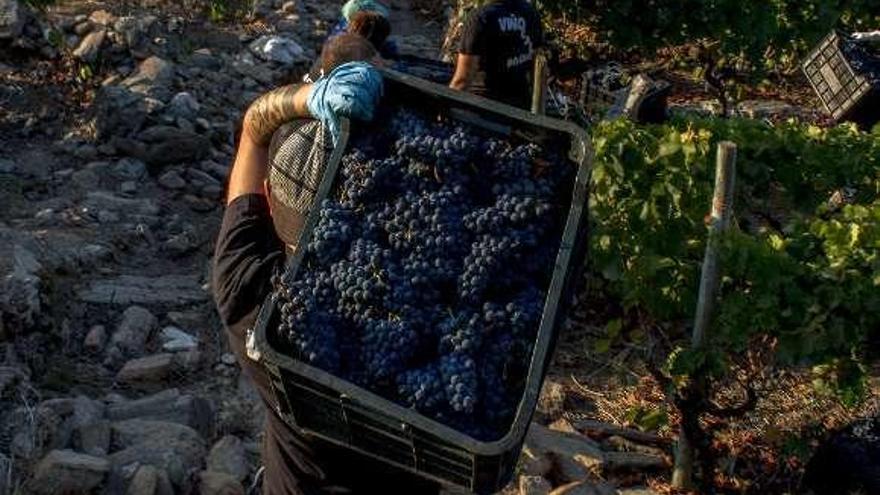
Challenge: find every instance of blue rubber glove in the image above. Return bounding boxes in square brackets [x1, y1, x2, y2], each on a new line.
[307, 62, 384, 144]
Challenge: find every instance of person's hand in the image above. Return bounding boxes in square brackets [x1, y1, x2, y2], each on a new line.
[307, 62, 384, 144]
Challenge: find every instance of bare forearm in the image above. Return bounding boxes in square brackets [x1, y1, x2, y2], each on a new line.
[226, 84, 313, 203]
[226, 133, 269, 203]
[449, 54, 479, 93]
[243, 84, 312, 146]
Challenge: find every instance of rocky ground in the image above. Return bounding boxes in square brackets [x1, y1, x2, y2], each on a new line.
[0, 0, 817, 494]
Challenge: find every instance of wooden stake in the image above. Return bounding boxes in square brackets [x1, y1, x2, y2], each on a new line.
[532, 49, 548, 115]
[672, 141, 737, 490]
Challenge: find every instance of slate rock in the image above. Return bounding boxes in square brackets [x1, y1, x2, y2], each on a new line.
[207, 435, 248, 481]
[111, 306, 157, 357]
[121, 56, 174, 102]
[0, 0, 25, 40]
[198, 470, 245, 495]
[160, 326, 198, 352]
[80, 275, 208, 306]
[249, 35, 306, 65]
[107, 388, 215, 437]
[112, 158, 148, 181]
[92, 86, 148, 139]
[109, 419, 207, 486]
[75, 419, 111, 456]
[158, 170, 186, 190]
[167, 92, 200, 120]
[29, 449, 110, 495]
[72, 29, 105, 62]
[116, 354, 175, 384]
[126, 465, 174, 495]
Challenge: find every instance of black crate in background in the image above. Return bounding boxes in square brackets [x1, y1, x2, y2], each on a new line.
[249, 69, 592, 495]
[802, 31, 880, 128]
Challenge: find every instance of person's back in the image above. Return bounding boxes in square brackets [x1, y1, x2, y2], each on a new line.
[452, 0, 543, 108]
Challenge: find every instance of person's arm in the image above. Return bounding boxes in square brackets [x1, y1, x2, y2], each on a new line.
[226, 84, 313, 204]
[450, 10, 484, 91]
[450, 54, 480, 91]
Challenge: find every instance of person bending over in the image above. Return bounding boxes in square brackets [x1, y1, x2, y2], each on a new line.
[449, 0, 544, 109]
[213, 34, 440, 494]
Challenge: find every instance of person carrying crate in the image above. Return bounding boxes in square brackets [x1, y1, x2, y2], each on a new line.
[448, 0, 544, 109]
[213, 33, 441, 494]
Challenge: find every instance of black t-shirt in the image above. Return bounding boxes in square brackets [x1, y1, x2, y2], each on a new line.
[458, 0, 543, 108]
[212, 194, 441, 495]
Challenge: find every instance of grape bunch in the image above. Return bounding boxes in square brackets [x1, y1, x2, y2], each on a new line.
[272, 107, 574, 440]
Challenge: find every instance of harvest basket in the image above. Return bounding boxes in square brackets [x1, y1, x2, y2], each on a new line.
[802, 30, 880, 127]
[248, 69, 591, 494]
[391, 54, 454, 84]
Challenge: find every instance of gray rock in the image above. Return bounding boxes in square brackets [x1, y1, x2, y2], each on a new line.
[88, 9, 115, 26]
[126, 465, 173, 495]
[132, 125, 211, 165]
[160, 326, 198, 352]
[201, 184, 224, 200]
[116, 354, 174, 384]
[29, 450, 109, 495]
[93, 86, 149, 140]
[80, 275, 208, 306]
[158, 170, 186, 190]
[200, 160, 229, 181]
[121, 56, 175, 102]
[525, 422, 604, 483]
[78, 243, 114, 266]
[0, 157, 15, 173]
[186, 168, 221, 188]
[520, 475, 552, 495]
[199, 470, 244, 495]
[0, 244, 42, 334]
[2, 405, 63, 460]
[83, 192, 160, 217]
[188, 49, 221, 70]
[0, 0, 25, 40]
[0, 365, 28, 400]
[113, 15, 155, 51]
[109, 419, 207, 486]
[75, 419, 111, 456]
[172, 349, 201, 373]
[162, 230, 201, 257]
[547, 481, 605, 495]
[220, 353, 237, 366]
[41, 396, 106, 431]
[249, 35, 306, 66]
[120, 181, 139, 194]
[73, 20, 93, 36]
[113, 158, 148, 181]
[281, 1, 297, 14]
[72, 29, 106, 63]
[111, 306, 157, 357]
[107, 389, 214, 437]
[167, 92, 200, 120]
[207, 435, 248, 481]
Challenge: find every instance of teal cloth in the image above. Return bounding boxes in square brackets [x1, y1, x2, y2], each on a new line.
[341, 0, 390, 21]
[307, 62, 384, 144]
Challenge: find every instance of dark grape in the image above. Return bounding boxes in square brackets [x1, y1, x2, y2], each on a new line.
[271, 107, 572, 440]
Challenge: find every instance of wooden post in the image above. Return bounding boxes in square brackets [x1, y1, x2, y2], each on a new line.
[532, 49, 548, 115]
[671, 141, 737, 490]
[692, 141, 736, 347]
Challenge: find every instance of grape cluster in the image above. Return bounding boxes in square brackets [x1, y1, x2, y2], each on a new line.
[272, 107, 574, 440]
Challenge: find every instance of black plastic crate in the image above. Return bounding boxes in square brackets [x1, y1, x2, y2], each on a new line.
[802, 31, 880, 127]
[391, 54, 454, 84]
[247, 69, 591, 494]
